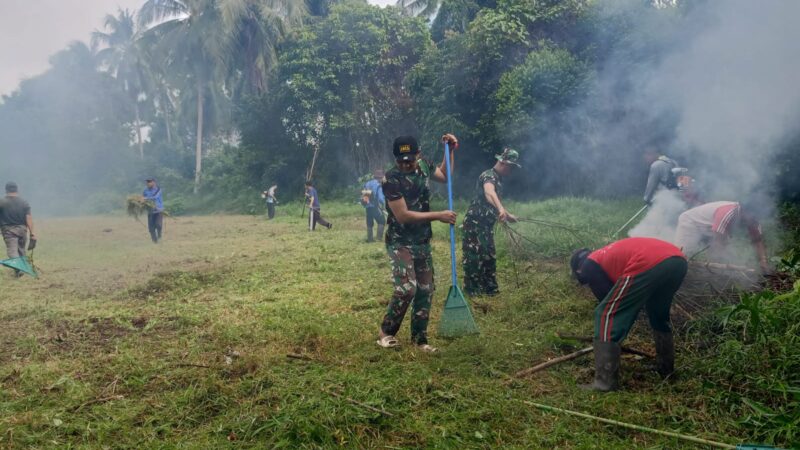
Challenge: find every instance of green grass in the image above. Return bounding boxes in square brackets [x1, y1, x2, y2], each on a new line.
[0, 198, 789, 448]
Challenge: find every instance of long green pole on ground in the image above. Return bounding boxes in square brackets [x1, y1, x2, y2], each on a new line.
[612, 204, 648, 239]
[524, 401, 738, 449]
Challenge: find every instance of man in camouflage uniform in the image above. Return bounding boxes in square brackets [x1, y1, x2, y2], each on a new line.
[377, 134, 459, 352]
[461, 148, 521, 296]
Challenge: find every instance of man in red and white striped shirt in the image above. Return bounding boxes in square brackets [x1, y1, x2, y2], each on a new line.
[571, 238, 688, 391]
[674, 201, 768, 271]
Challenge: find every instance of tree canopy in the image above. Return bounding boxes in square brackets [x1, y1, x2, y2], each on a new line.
[0, 0, 797, 213]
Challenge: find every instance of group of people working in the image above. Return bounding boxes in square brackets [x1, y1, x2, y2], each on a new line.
[373, 134, 523, 351]
[369, 136, 771, 393]
[4, 135, 770, 394]
[258, 182, 334, 232]
[570, 151, 770, 391]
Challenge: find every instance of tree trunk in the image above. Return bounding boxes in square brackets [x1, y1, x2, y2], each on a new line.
[194, 82, 204, 194]
[164, 104, 173, 145]
[134, 102, 144, 160]
[306, 143, 320, 182]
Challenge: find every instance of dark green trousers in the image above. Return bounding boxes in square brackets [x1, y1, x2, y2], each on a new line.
[594, 257, 687, 343]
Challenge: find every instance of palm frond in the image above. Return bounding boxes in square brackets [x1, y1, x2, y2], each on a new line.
[396, 0, 440, 17]
[139, 0, 189, 27]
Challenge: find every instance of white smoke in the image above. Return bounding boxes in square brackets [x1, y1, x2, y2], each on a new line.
[642, 0, 800, 203]
[628, 189, 685, 241]
[612, 0, 800, 249]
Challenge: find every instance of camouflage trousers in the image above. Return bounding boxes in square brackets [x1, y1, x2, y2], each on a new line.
[380, 245, 435, 345]
[461, 220, 497, 295]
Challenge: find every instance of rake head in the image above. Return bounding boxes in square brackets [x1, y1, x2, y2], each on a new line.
[438, 285, 480, 338]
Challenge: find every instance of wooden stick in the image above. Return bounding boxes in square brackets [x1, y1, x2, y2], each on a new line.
[286, 353, 314, 361]
[555, 333, 655, 359]
[324, 389, 395, 417]
[671, 303, 696, 322]
[71, 394, 124, 412]
[698, 262, 756, 273]
[514, 347, 593, 378]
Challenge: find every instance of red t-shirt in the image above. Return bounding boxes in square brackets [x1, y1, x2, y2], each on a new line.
[588, 237, 685, 280]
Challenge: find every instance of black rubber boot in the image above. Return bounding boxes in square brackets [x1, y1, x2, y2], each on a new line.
[583, 339, 621, 392]
[653, 330, 675, 379]
[367, 227, 374, 243]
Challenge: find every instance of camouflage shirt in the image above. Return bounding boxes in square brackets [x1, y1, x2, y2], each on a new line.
[464, 168, 503, 227]
[383, 157, 435, 252]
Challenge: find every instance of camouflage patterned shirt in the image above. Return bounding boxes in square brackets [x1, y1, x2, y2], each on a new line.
[383, 157, 435, 253]
[464, 168, 503, 227]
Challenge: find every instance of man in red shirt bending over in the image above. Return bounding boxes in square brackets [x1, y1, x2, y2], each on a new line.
[570, 238, 688, 391]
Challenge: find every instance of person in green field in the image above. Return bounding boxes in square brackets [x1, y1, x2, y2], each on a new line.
[376, 133, 459, 352]
[0, 182, 36, 277]
[461, 148, 521, 296]
[360, 169, 386, 243]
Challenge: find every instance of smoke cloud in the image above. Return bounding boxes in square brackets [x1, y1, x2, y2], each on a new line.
[628, 190, 685, 241]
[643, 0, 800, 203]
[576, 0, 800, 243]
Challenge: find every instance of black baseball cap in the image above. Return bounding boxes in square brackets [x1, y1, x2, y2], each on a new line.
[145, 177, 155, 182]
[5, 181, 18, 193]
[393, 136, 419, 162]
[570, 247, 592, 282]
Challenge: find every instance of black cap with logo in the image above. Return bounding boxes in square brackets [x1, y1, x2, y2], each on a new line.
[392, 136, 419, 162]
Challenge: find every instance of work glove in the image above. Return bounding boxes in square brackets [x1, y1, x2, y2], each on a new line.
[27, 238, 37, 251]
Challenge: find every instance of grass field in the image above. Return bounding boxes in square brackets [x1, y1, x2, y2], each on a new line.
[0, 198, 783, 448]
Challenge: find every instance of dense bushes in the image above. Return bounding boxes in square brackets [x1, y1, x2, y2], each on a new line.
[688, 279, 800, 447]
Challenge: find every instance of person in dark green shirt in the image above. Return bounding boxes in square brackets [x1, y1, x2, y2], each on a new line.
[376, 133, 458, 352]
[461, 148, 521, 296]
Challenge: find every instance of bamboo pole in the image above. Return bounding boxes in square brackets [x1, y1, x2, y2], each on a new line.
[612, 204, 649, 239]
[523, 401, 738, 449]
[514, 347, 593, 378]
[555, 333, 655, 359]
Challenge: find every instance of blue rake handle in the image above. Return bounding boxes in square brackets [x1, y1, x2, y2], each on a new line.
[444, 142, 458, 286]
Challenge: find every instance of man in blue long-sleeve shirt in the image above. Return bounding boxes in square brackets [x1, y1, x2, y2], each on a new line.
[142, 178, 164, 243]
[361, 169, 386, 242]
[305, 181, 332, 231]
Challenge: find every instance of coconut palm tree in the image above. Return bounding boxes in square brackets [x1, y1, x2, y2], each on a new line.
[139, 0, 308, 193]
[139, 0, 228, 193]
[221, 0, 307, 97]
[92, 9, 150, 159]
[396, 0, 441, 17]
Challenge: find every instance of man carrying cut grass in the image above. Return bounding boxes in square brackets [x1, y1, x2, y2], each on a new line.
[377, 134, 458, 353]
[142, 178, 164, 243]
[461, 148, 521, 296]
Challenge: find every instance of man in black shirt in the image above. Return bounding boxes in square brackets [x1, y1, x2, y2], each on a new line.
[0, 182, 36, 276]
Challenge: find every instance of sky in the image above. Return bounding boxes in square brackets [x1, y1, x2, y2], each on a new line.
[0, 0, 396, 97]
